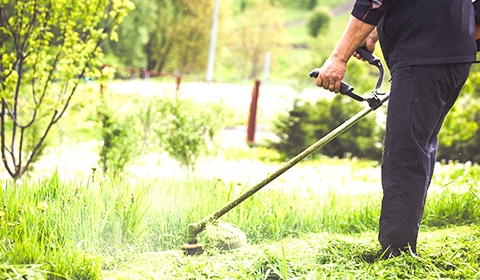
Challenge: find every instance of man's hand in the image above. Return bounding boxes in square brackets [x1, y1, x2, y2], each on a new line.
[315, 56, 347, 93]
[313, 16, 375, 93]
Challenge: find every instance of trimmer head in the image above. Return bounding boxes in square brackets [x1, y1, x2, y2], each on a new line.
[182, 220, 247, 255]
[181, 243, 204, 256]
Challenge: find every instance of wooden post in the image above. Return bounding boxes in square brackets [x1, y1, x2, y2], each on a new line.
[176, 75, 182, 91]
[247, 79, 261, 145]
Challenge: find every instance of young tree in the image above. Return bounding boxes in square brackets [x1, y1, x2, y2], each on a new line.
[0, 0, 133, 179]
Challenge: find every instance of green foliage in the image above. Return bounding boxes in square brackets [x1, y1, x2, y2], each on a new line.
[86, 88, 226, 174]
[98, 109, 141, 175]
[222, 1, 286, 80]
[0, 172, 151, 278]
[270, 99, 316, 158]
[102, 0, 157, 69]
[145, 0, 213, 74]
[307, 0, 319, 9]
[434, 69, 480, 163]
[307, 6, 331, 37]
[153, 95, 225, 169]
[0, 0, 132, 179]
[271, 95, 384, 161]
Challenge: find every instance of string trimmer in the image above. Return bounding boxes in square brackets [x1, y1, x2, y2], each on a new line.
[182, 48, 389, 255]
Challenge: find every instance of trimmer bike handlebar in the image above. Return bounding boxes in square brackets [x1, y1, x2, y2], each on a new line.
[309, 47, 385, 109]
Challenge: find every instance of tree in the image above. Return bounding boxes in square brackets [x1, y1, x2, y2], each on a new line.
[145, 0, 213, 74]
[0, 0, 132, 179]
[224, 1, 286, 80]
[102, 0, 157, 69]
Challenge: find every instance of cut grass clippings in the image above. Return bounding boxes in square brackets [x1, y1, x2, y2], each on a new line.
[102, 225, 480, 279]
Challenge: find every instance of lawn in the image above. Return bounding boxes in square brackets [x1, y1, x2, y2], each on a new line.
[1, 150, 479, 279]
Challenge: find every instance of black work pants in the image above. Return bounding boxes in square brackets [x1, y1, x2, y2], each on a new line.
[378, 63, 471, 255]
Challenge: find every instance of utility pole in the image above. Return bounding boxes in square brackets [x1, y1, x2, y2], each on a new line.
[206, 0, 220, 83]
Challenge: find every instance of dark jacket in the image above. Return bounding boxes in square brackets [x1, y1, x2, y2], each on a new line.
[352, 0, 477, 72]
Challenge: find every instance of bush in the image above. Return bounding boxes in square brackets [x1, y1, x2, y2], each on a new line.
[307, 0, 318, 10]
[436, 68, 480, 164]
[98, 110, 141, 174]
[153, 95, 225, 169]
[438, 96, 480, 163]
[270, 95, 384, 161]
[94, 91, 225, 174]
[307, 7, 331, 37]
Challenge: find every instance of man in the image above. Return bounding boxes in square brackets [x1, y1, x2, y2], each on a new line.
[315, 0, 479, 258]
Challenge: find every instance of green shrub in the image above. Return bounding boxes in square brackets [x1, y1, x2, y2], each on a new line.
[438, 96, 480, 163]
[271, 95, 384, 161]
[307, 0, 318, 10]
[307, 7, 331, 37]
[94, 91, 225, 174]
[98, 107, 141, 174]
[153, 95, 225, 169]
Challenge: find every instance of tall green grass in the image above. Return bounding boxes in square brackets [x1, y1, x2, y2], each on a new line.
[0, 172, 149, 278]
[1, 161, 479, 278]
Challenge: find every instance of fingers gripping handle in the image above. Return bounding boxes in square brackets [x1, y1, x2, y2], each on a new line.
[309, 47, 378, 102]
[356, 47, 381, 66]
[309, 69, 364, 101]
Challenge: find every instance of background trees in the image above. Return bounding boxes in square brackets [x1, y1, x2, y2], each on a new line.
[2, 0, 480, 181]
[222, 1, 286, 81]
[144, 0, 214, 74]
[102, 0, 156, 69]
[0, 0, 132, 179]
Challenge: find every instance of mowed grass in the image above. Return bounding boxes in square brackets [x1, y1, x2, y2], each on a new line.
[103, 226, 480, 279]
[1, 156, 480, 279]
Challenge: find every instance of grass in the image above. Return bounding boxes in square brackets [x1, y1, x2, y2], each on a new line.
[1, 157, 480, 279]
[103, 226, 480, 279]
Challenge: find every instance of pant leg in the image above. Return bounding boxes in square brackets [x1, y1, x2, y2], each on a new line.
[378, 63, 471, 255]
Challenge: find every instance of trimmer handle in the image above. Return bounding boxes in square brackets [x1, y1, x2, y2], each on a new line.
[355, 47, 380, 66]
[308, 69, 365, 102]
[309, 47, 382, 102]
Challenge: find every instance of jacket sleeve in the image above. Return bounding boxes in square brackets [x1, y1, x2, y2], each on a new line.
[351, 0, 387, 26]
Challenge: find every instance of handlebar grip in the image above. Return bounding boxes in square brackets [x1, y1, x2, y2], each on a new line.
[356, 47, 380, 65]
[340, 82, 364, 102]
[340, 82, 353, 95]
[309, 68, 320, 78]
[309, 48, 378, 79]
[308, 68, 364, 101]
[309, 69, 352, 93]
